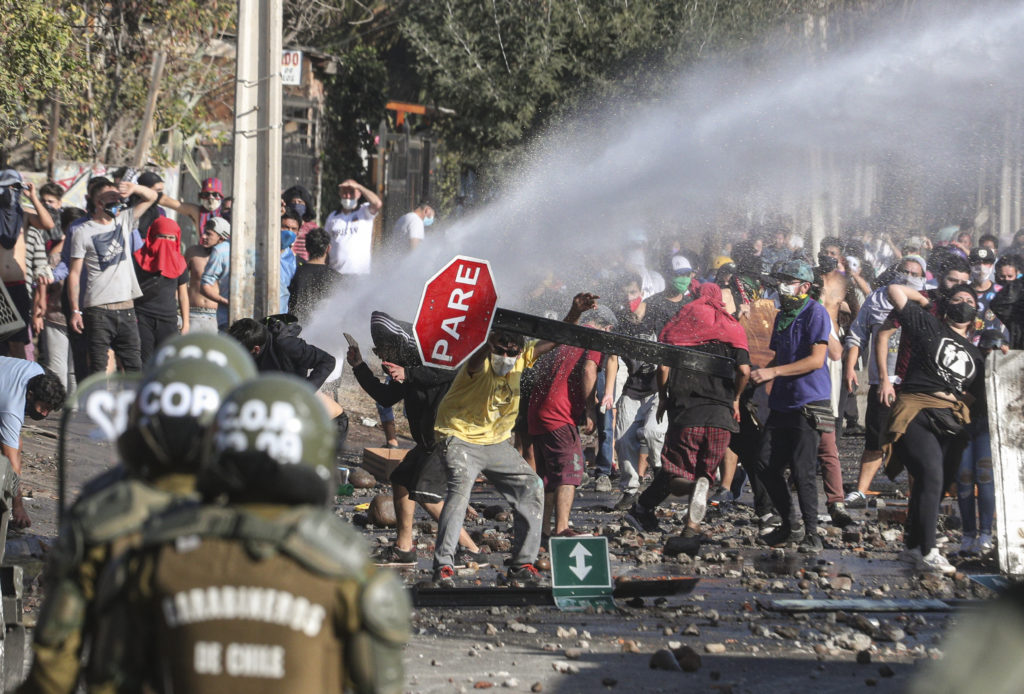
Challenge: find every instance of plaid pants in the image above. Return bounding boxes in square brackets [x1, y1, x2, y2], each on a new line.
[660, 424, 732, 481]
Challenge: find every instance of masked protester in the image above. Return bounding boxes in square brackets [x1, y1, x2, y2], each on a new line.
[749, 260, 833, 554]
[282, 184, 317, 261]
[133, 217, 189, 363]
[324, 178, 382, 278]
[881, 283, 983, 575]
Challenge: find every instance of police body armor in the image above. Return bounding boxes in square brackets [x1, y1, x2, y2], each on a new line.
[98, 502, 409, 694]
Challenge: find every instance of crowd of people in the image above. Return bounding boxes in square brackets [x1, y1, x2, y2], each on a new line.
[4, 162, 1024, 688]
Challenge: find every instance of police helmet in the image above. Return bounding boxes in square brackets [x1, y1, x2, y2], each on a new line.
[197, 374, 335, 506]
[118, 356, 248, 478]
[147, 332, 257, 379]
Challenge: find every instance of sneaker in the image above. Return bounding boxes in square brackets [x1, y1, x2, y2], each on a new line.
[709, 486, 735, 504]
[898, 547, 922, 566]
[827, 502, 854, 529]
[432, 564, 456, 588]
[374, 545, 418, 567]
[454, 547, 491, 568]
[918, 548, 956, 575]
[844, 490, 868, 508]
[798, 532, 824, 554]
[625, 504, 661, 533]
[957, 534, 978, 556]
[760, 524, 806, 547]
[506, 563, 547, 587]
[614, 491, 639, 511]
[977, 533, 994, 554]
[688, 477, 710, 526]
[758, 513, 783, 534]
[594, 475, 613, 493]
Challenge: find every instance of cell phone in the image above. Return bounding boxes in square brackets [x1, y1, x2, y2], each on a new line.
[343, 332, 358, 349]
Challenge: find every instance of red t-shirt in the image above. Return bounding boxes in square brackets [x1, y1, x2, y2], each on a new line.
[527, 344, 601, 435]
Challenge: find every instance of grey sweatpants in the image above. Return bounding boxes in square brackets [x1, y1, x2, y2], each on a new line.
[433, 436, 544, 571]
[615, 393, 667, 492]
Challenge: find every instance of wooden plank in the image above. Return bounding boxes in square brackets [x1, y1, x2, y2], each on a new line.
[761, 598, 953, 613]
[361, 447, 408, 483]
[492, 308, 736, 379]
[987, 350, 1024, 577]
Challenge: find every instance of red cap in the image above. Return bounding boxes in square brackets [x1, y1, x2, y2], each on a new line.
[201, 177, 223, 195]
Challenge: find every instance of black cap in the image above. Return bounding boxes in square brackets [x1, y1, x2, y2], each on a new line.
[970, 247, 996, 264]
[137, 171, 163, 188]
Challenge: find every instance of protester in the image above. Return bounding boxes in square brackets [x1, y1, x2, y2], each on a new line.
[528, 304, 613, 538]
[391, 200, 435, 251]
[750, 260, 832, 553]
[227, 317, 335, 390]
[324, 178, 382, 278]
[431, 293, 596, 588]
[132, 217, 189, 363]
[287, 227, 340, 323]
[280, 212, 300, 313]
[67, 179, 158, 374]
[282, 184, 317, 261]
[348, 311, 487, 566]
[626, 283, 750, 540]
[0, 357, 64, 528]
[174, 177, 226, 238]
[883, 282, 983, 575]
[198, 217, 232, 331]
[183, 217, 223, 334]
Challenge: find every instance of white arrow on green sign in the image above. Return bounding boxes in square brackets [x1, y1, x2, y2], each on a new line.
[549, 536, 615, 611]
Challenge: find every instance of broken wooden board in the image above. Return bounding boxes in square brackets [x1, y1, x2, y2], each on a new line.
[412, 577, 699, 608]
[361, 447, 408, 483]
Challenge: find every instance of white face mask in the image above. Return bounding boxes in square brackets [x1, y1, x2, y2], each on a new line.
[490, 353, 517, 377]
[777, 281, 800, 297]
[200, 197, 221, 212]
[971, 265, 993, 283]
[906, 275, 926, 291]
[340, 197, 359, 211]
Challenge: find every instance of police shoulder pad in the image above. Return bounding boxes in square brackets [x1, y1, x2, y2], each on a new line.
[141, 502, 239, 548]
[73, 479, 179, 546]
[281, 507, 371, 580]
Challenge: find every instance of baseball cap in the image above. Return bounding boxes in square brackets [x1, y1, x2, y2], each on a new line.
[0, 169, 23, 189]
[205, 216, 230, 239]
[671, 255, 693, 273]
[772, 259, 814, 283]
[201, 177, 223, 195]
[580, 304, 618, 329]
[970, 247, 996, 264]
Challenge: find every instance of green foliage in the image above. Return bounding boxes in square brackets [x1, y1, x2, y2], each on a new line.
[0, 0, 77, 157]
[321, 43, 389, 211]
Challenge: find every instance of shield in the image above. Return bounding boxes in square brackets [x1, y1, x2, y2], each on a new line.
[57, 372, 140, 521]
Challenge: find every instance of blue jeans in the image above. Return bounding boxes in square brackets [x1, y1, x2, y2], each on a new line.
[957, 417, 994, 535]
[593, 370, 614, 476]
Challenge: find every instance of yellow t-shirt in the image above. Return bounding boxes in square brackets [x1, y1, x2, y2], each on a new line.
[434, 341, 538, 445]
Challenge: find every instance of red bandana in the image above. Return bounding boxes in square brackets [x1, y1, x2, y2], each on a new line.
[660, 283, 748, 350]
[134, 216, 186, 279]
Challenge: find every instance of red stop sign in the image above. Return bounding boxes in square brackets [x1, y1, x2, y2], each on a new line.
[414, 256, 498, 369]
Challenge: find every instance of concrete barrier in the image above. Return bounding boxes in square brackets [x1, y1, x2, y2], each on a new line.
[987, 350, 1024, 577]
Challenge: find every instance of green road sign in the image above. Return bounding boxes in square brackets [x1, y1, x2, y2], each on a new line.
[549, 536, 615, 611]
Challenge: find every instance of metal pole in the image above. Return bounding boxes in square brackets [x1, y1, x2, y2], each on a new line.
[255, 0, 283, 318]
[131, 50, 167, 168]
[230, 0, 259, 323]
[46, 98, 60, 180]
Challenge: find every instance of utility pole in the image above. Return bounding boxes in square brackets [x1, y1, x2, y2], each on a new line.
[230, 0, 283, 323]
[131, 50, 167, 168]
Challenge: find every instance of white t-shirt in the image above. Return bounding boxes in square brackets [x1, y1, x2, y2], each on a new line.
[325, 203, 377, 275]
[392, 211, 424, 243]
[70, 209, 143, 308]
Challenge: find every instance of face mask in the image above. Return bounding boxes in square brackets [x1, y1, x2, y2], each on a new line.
[779, 293, 808, 311]
[200, 197, 221, 212]
[672, 275, 692, 295]
[944, 301, 977, 324]
[103, 200, 126, 217]
[490, 353, 517, 377]
[340, 197, 359, 212]
[971, 265, 993, 283]
[423, 216, 435, 227]
[777, 281, 800, 297]
[290, 203, 306, 218]
[629, 296, 643, 313]
[904, 275, 926, 291]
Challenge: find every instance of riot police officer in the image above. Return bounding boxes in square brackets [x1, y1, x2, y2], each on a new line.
[103, 374, 409, 693]
[21, 335, 256, 694]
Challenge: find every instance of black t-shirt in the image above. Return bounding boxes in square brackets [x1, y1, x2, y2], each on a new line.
[897, 302, 983, 399]
[134, 265, 188, 318]
[614, 309, 658, 399]
[667, 341, 749, 432]
[643, 291, 688, 337]
[288, 263, 341, 323]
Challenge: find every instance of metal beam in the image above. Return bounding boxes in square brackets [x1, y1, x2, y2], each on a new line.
[491, 308, 736, 379]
